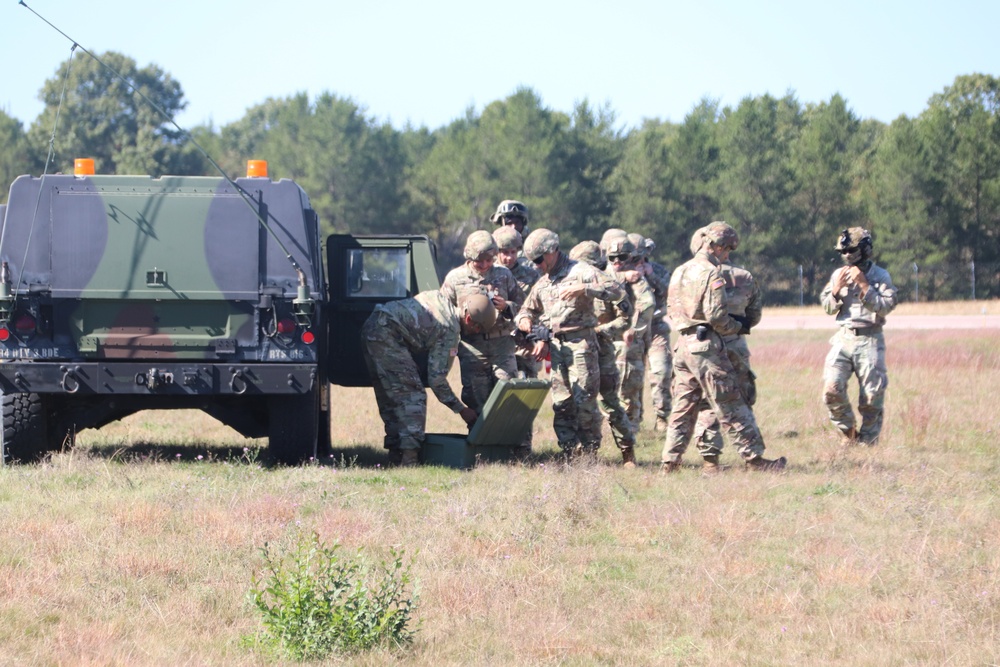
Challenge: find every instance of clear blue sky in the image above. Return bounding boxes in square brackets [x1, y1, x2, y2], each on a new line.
[2, 0, 996, 132]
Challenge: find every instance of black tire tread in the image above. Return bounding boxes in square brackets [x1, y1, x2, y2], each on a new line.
[267, 391, 319, 466]
[1, 392, 50, 464]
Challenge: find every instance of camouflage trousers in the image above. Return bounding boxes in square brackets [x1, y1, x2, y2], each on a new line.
[549, 330, 602, 451]
[647, 319, 673, 419]
[822, 328, 888, 444]
[515, 346, 541, 380]
[361, 316, 429, 451]
[459, 334, 523, 447]
[614, 338, 647, 437]
[597, 333, 634, 450]
[693, 336, 756, 457]
[661, 330, 766, 464]
[458, 334, 518, 411]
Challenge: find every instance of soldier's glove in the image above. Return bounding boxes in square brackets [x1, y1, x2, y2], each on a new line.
[526, 324, 552, 343]
[731, 314, 752, 336]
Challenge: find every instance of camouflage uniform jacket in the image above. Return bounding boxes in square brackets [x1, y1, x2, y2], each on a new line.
[647, 261, 672, 328]
[820, 261, 897, 328]
[517, 253, 625, 334]
[510, 257, 541, 297]
[371, 290, 464, 413]
[611, 269, 656, 339]
[593, 269, 631, 341]
[667, 251, 743, 337]
[441, 263, 524, 338]
[719, 262, 762, 343]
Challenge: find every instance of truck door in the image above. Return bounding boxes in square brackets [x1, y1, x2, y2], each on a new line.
[325, 234, 440, 387]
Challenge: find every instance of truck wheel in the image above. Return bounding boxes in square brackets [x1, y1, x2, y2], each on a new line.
[267, 390, 319, 466]
[1, 392, 51, 464]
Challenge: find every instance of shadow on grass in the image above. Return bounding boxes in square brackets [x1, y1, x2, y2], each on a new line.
[84, 442, 263, 464]
[82, 442, 644, 471]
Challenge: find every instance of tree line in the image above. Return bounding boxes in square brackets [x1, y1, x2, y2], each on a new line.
[2, 52, 998, 303]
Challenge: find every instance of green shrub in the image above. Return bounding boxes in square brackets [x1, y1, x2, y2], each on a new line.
[249, 532, 418, 660]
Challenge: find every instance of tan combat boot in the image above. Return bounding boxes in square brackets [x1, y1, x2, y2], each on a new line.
[661, 459, 682, 473]
[654, 416, 668, 433]
[702, 455, 720, 476]
[621, 446, 636, 469]
[839, 426, 857, 447]
[400, 449, 420, 467]
[746, 456, 786, 472]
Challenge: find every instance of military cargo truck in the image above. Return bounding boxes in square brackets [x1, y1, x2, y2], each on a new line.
[0, 165, 439, 464]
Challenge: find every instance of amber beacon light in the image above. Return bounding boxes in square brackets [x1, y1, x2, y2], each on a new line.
[246, 160, 268, 178]
[74, 158, 95, 176]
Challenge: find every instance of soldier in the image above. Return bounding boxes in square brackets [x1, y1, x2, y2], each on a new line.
[490, 199, 530, 240]
[361, 292, 497, 466]
[493, 226, 542, 379]
[606, 234, 656, 438]
[688, 224, 763, 472]
[516, 229, 625, 460]
[661, 223, 786, 473]
[492, 225, 541, 458]
[569, 240, 637, 466]
[441, 231, 524, 421]
[640, 237, 674, 432]
[820, 227, 897, 446]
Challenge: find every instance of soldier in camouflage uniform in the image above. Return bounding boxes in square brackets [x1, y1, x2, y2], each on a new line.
[688, 224, 763, 472]
[490, 199, 530, 240]
[493, 225, 541, 457]
[661, 223, 786, 473]
[640, 237, 673, 432]
[820, 227, 897, 446]
[362, 292, 497, 466]
[441, 231, 524, 420]
[607, 234, 656, 438]
[493, 226, 541, 381]
[569, 240, 637, 466]
[517, 229, 625, 460]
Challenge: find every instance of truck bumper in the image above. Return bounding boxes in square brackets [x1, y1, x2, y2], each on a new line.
[0, 362, 319, 395]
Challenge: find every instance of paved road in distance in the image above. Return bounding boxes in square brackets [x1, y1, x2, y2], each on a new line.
[755, 315, 1000, 330]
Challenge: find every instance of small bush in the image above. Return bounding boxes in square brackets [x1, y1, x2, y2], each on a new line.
[249, 532, 418, 660]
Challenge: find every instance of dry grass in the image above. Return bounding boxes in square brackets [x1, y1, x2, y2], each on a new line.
[1, 328, 999, 665]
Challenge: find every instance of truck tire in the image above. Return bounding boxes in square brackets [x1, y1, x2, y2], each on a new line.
[1, 392, 51, 464]
[267, 390, 320, 466]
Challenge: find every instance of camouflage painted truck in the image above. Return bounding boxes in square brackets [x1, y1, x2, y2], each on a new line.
[0, 162, 439, 464]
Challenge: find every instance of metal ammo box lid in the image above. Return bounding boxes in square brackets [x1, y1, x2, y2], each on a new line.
[422, 378, 550, 468]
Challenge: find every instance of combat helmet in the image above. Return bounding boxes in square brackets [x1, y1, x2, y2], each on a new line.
[642, 236, 657, 256]
[605, 235, 636, 263]
[490, 200, 529, 226]
[704, 221, 739, 249]
[835, 227, 873, 265]
[627, 233, 647, 260]
[569, 240, 602, 267]
[523, 228, 560, 263]
[460, 293, 498, 331]
[492, 225, 523, 251]
[689, 227, 708, 256]
[599, 228, 628, 254]
[464, 230, 498, 261]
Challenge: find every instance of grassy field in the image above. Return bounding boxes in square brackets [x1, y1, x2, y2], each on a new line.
[1, 323, 999, 665]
